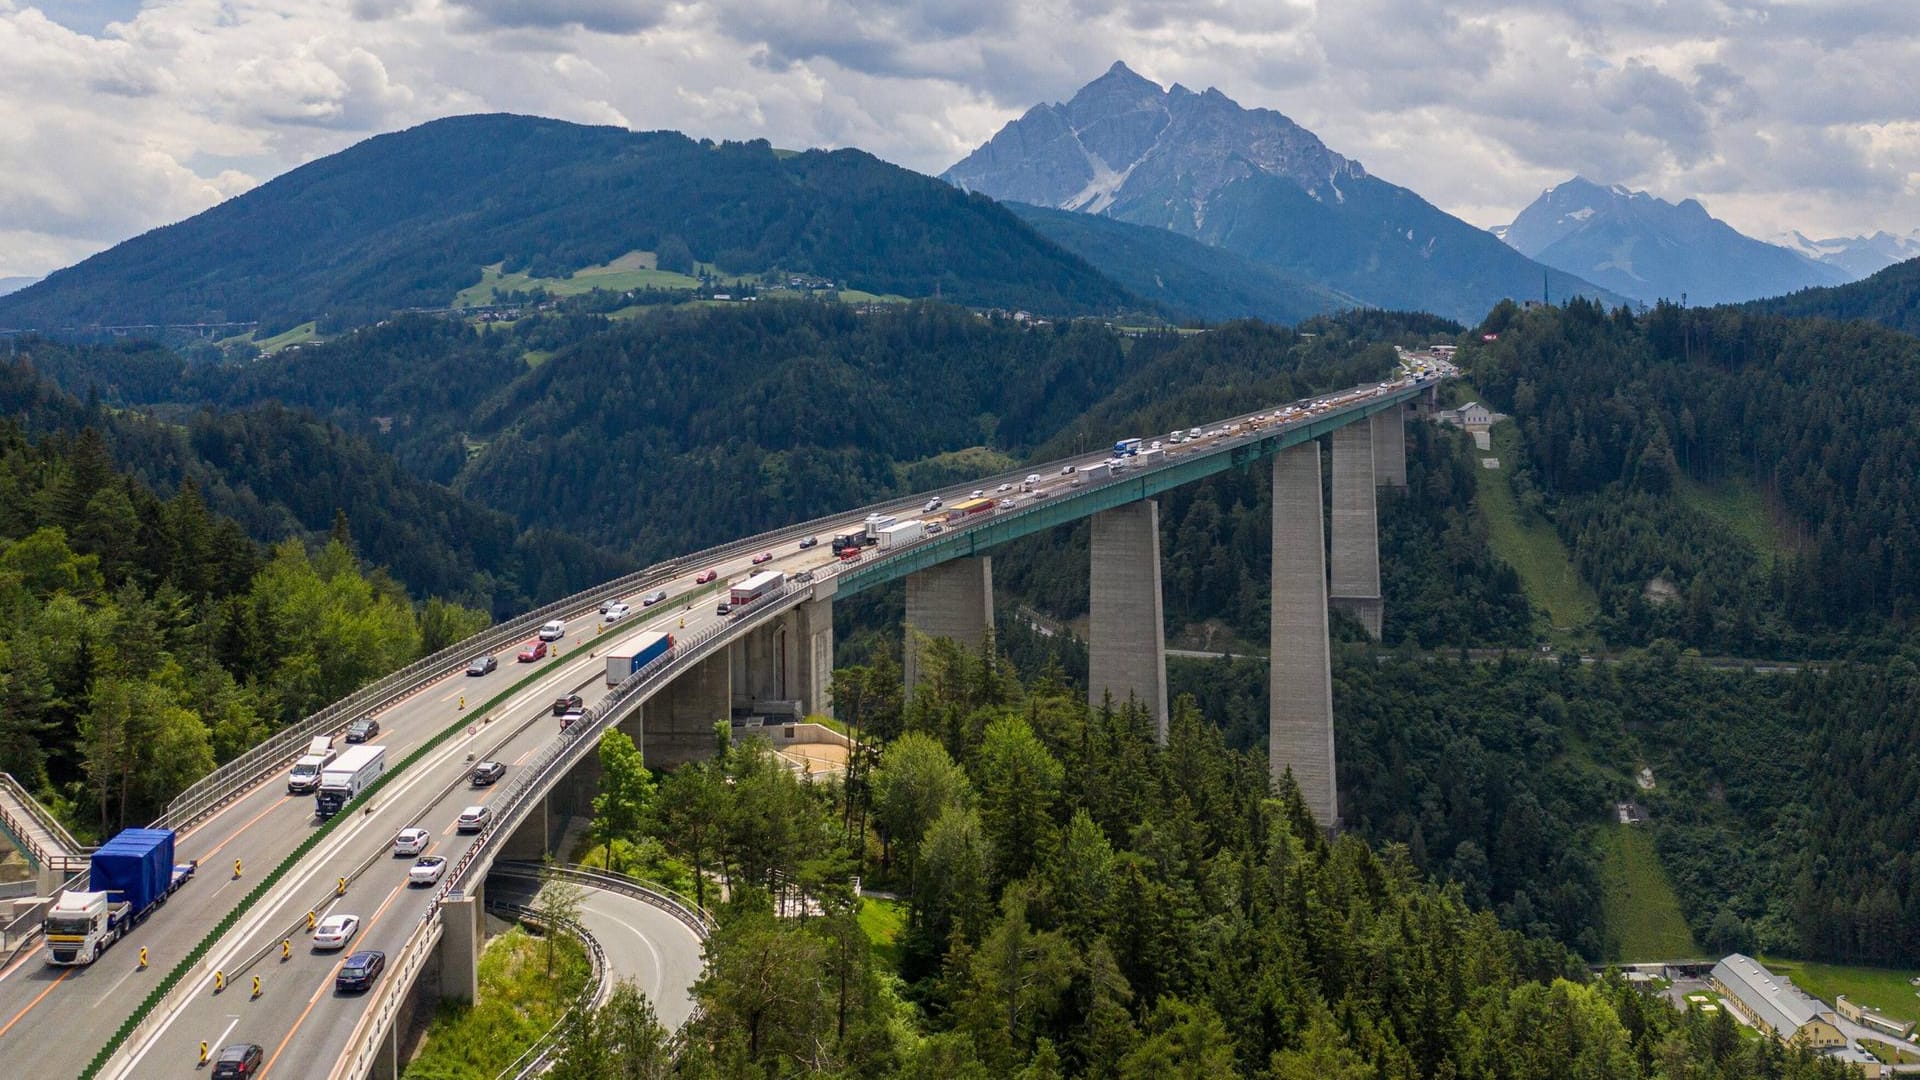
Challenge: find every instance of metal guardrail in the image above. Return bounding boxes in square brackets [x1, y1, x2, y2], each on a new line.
[328, 915, 442, 1080]
[485, 901, 609, 1080]
[495, 861, 715, 940]
[0, 772, 87, 874]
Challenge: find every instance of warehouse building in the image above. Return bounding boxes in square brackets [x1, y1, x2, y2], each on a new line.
[1710, 954, 1847, 1048]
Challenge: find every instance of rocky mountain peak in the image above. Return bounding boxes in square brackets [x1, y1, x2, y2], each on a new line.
[943, 62, 1360, 222]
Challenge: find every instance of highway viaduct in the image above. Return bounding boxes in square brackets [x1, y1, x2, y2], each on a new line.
[0, 361, 1445, 1079]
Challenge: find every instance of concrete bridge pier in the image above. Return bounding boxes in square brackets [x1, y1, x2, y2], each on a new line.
[1329, 423, 1383, 639]
[438, 882, 484, 1002]
[904, 556, 994, 695]
[1371, 406, 1407, 489]
[640, 649, 731, 766]
[1270, 444, 1339, 831]
[797, 588, 835, 718]
[1087, 500, 1169, 740]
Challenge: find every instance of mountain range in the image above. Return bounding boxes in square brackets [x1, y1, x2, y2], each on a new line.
[1495, 177, 1849, 306]
[1772, 228, 1920, 280]
[942, 62, 1621, 323]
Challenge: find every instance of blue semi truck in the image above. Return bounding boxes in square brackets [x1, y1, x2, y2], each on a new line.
[45, 827, 195, 965]
[604, 631, 674, 687]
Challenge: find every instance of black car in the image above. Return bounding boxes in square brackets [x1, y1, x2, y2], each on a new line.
[465, 655, 497, 676]
[212, 1043, 263, 1079]
[471, 760, 506, 786]
[336, 949, 386, 992]
[798, 536, 818, 549]
[345, 717, 379, 743]
[716, 601, 731, 616]
[552, 693, 583, 717]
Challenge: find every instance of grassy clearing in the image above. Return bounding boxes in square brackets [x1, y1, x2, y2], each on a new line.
[1475, 420, 1598, 644]
[521, 349, 553, 368]
[1674, 473, 1790, 567]
[254, 321, 319, 354]
[454, 251, 706, 307]
[834, 288, 913, 304]
[402, 924, 588, 1079]
[1758, 956, 1920, 1026]
[1594, 825, 1699, 961]
[859, 896, 906, 974]
[1862, 1039, 1920, 1065]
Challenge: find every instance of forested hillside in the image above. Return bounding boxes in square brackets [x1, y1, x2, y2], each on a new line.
[2, 343, 629, 613]
[0, 114, 1138, 331]
[1006, 202, 1355, 325]
[45, 304, 1454, 567]
[1470, 298, 1920, 656]
[0, 422, 489, 838]
[1746, 255, 1920, 335]
[549, 643, 1858, 1079]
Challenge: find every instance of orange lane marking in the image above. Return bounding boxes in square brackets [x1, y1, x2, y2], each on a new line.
[261, 883, 406, 1078]
[0, 967, 71, 1038]
[195, 793, 292, 860]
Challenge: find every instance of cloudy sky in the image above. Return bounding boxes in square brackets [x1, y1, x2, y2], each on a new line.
[4, 0, 1918, 279]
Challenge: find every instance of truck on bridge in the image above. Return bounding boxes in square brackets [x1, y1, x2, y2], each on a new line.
[605, 631, 674, 686]
[730, 570, 785, 610]
[315, 744, 386, 818]
[44, 827, 195, 965]
[878, 519, 924, 549]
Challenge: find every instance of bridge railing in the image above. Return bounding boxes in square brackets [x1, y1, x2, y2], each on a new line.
[0, 772, 88, 875]
[495, 860, 715, 940]
[485, 902, 608, 1080]
[328, 914, 443, 1080]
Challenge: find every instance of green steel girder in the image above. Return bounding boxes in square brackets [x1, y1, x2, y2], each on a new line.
[836, 385, 1424, 596]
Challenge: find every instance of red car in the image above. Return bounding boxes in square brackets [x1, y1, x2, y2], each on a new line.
[751, 551, 773, 565]
[695, 569, 717, 584]
[838, 548, 863, 563]
[517, 640, 547, 662]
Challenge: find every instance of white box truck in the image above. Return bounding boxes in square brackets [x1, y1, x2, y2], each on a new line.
[315, 744, 386, 817]
[878, 520, 925, 549]
[863, 513, 897, 542]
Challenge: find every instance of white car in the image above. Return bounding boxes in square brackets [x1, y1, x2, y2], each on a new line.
[602, 603, 631, 624]
[456, 805, 492, 833]
[537, 620, 566, 642]
[970, 489, 985, 498]
[408, 856, 448, 887]
[996, 483, 1012, 492]
[313, 913, 360, 950]
[392, 827, 431, 857]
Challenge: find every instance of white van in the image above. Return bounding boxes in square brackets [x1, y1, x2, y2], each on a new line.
[537, 620, 566, 641]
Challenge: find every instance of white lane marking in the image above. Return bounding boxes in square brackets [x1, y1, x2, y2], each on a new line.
[208, 1015, 240, 1060]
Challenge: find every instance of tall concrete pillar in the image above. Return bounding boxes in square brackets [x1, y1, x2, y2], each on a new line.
[1270, 444, 1338, 830]
[796, 592, 835, 718]
[1087, 500, 1169, 739]
[904, 556, 993, 695]
[1329, 423, 1383, 638]
[438, 882, 483, 1002]
[640, 649, 731, 766]
[732, 621, 790, 705]
[1371, 406, 1407, 488]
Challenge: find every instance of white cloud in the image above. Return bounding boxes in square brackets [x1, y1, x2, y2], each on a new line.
[1, 0, 1917, 278]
